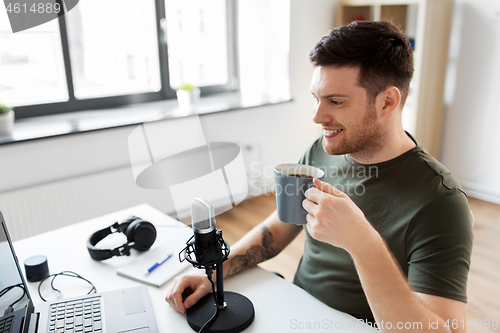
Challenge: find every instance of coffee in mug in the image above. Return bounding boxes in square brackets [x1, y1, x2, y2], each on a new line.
[287, 174, 314, 178]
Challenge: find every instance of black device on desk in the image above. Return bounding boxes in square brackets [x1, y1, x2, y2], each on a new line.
[180, 198, 255, 333]
[0, 212, 159, 333]
[86, 216, 157, 261]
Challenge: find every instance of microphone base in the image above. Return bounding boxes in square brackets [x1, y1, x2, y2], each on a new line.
[187, 291, 254, 333]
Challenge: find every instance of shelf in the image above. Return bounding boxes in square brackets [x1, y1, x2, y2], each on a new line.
[380, 5, 408, 31]
[339, 6, 373, 25]
[335, 0, 454, 158]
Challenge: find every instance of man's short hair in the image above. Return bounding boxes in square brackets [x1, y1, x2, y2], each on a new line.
[309, 21, 414, 106]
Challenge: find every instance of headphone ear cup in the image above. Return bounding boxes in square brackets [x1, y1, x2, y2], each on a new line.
[117, 216, 140, 234]
[126, 220, 157, 251]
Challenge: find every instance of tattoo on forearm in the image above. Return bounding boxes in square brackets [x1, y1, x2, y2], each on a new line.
[227, 226, 281, 276]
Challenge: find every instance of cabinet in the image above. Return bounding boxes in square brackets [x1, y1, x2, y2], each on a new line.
[336, 0, 453, 158]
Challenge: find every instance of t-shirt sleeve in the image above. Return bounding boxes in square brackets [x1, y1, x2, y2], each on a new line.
[405, 189, 474, 303]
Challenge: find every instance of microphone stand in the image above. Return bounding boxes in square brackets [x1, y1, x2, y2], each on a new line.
[181, 231, 254, 333]
[216, 260, 224, 309]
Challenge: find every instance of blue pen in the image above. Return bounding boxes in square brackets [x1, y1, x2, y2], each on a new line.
[143, 253, 173, 276]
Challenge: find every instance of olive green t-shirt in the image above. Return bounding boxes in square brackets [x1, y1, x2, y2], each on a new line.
[293, 134, 474, 322]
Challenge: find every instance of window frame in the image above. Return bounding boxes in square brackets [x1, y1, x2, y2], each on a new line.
[13, 0, 238, 120]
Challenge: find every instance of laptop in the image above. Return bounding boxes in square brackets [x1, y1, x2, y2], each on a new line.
[0, 212, 159, 333]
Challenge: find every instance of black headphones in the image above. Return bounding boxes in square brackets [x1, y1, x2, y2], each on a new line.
[86, 216, 157, 261]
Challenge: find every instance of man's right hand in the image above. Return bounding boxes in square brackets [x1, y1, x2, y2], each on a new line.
[165, 273, 212, 314]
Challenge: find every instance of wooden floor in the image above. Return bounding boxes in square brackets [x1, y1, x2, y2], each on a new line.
[215, 194, 500, 333]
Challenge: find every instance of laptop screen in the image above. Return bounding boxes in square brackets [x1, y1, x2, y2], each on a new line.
[0, 213, 33, 333]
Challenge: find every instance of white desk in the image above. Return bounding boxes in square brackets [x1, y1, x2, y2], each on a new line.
[13, 204, 376, 332]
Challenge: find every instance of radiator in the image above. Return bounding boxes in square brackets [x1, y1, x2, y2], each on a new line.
[0, 140, 264, 241]
[0, 167, 172, 241]
[0, 170, 263, 242]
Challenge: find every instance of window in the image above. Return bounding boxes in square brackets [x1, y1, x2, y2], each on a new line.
[0, 0, 237, 119]
[165, 0, 230, 89]
[66, 0, 161, 99]
[0, 17, 68, 106]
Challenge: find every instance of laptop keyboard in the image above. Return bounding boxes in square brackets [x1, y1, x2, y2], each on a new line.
[48, 296, 103, 333]
[0, 316, 13, 333]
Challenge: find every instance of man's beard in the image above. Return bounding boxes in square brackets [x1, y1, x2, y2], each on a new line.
[322, 104, 385, 160]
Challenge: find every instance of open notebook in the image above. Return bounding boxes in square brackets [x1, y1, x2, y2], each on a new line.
[117, 241, 190, 287]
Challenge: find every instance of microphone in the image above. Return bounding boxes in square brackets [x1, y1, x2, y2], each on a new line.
[191, 198, 221, 265]
[180, 198, 255, 333]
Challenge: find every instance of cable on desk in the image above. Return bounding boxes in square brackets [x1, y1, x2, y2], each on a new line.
[37, 271, 97, 302]
[198, 268, 218, 333]
[0, 283, 26, 315]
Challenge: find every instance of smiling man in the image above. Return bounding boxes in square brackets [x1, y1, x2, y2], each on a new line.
[166, 21, 473, 333]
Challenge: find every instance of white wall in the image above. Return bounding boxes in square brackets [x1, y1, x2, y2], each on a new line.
[0, 0, 337, 238]
[441, 0, 500, 204]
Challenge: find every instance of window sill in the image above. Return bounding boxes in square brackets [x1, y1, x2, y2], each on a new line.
[0, 92, 292, 146]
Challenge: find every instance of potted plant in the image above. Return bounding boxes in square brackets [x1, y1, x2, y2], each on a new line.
[0, 101, 14, 135]
[176, 83, 200, 112]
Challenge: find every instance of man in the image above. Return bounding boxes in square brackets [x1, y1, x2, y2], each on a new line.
[166, 21, 473, 332]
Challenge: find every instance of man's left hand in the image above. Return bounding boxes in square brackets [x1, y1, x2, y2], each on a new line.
[303, 178, 377, 254]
